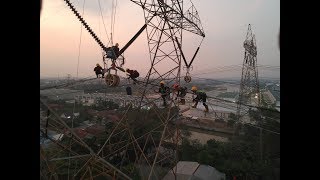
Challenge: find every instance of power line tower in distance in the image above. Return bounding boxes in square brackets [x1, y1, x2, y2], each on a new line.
[236, 24, 261, 128]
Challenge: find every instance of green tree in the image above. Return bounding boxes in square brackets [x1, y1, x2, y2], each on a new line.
[227, 113, 237, 127]
[197, 149, 213, 165]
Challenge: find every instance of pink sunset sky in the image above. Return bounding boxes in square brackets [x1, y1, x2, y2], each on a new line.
[40, 0, 279, 80]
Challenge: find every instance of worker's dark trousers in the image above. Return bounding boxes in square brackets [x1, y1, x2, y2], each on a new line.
[162, 95, 167, 106]
[96, 72, 104, 78]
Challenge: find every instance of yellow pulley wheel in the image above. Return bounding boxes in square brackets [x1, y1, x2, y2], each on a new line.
[105, 74, 118, 86]
[184, 75, 191, 83]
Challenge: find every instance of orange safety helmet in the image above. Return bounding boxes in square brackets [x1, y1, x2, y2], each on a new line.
[172, 83, 179, 90]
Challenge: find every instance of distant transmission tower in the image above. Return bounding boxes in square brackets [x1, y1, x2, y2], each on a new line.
[236, 24, 261, 122]
[67, 74, 71, 84]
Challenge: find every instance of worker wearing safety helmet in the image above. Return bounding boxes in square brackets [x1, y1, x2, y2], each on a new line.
[158, 81, 170, 106]
[172, 83, 180, 91]
[172, 83, 187, 105]
[106, 43, 120, 60]
[94, 63, 104, 78]
[126, 68, 140, 82]
[177, 86, 187, 105]
[171, 83, 179, 100]
[191, 86, 209, 112]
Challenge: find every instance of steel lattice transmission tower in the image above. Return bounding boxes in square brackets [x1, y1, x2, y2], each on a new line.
[237, 24, 261, 122]
[131, 0, 205, 92]
[129, 0, 205, 179]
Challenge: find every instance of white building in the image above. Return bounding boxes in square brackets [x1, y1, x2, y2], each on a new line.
[162, 161, 225, 180]
[262, 90, 276, 105]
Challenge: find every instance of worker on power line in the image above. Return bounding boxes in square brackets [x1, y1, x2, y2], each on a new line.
[191, 86, 209, 112]
[172, 83, 180, 99]
[172, 83, 187, 105]
[106, 43, 120, 60]
[158, 81, 170, 106]
[94, 63, 104, 78]
[177, 85, 187, 105]
[126, 68, 140, 82]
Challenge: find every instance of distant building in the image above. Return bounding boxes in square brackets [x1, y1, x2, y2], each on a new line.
[262, 90, 276, 106]
[65, 100, 76, 104]
[67, 124, 105, 140]
[40, 89, 84, 100]
[40, 131, 64, 147]
[60, 113, 73, 120]
[51, 134, 64, 141]
[85, 124, 105, 136]
[275, 101, 280, 112]
[73, 112, 80, 117]
[162, 161, 226, 180]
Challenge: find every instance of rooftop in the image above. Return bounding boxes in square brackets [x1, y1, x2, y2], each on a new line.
[162, 161, 225, 180]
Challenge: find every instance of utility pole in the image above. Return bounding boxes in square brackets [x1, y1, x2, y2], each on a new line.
[67, 74, 71, 84]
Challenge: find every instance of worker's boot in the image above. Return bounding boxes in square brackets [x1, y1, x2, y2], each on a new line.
[192, 102, 198, 108]
[204, 105, 209, 112]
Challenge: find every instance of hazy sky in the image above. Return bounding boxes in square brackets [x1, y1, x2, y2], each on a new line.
[40, 0, 280, 79]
